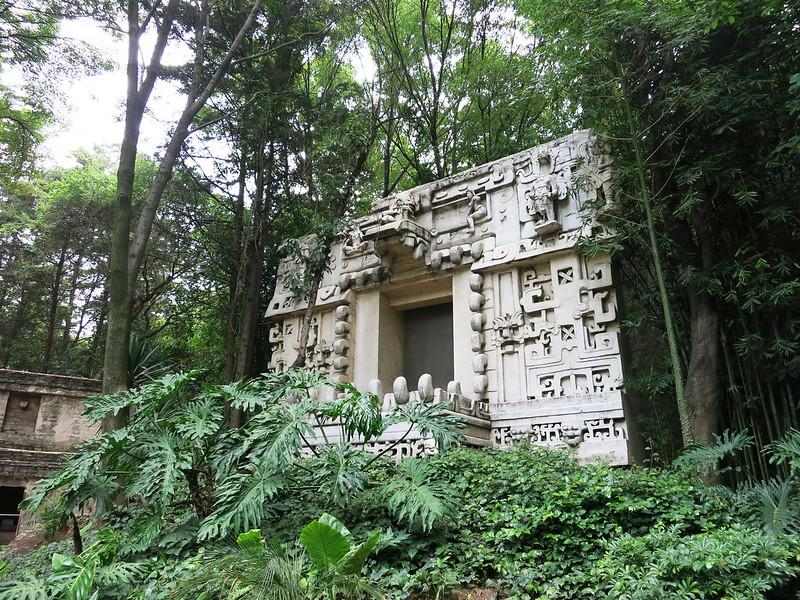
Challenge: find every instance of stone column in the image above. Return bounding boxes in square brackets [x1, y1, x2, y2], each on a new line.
[352, 289, 381, 391]
[452, 268, 475, 400]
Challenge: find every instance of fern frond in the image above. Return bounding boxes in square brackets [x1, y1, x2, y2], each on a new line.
[82, 390, 136, 422]
[21, 433, 113, 512]
[755, 478, 800, 536]
[175, 397, 225, 442]
[246, 402, 315, 468]
[316, 443, 370, 506]
[128, 429, 191, 505]
[198, 462, 284, 540]
[95, 561, 147, 588]
[768, 429, 800, 473]
[389, 402, 463, 452]
[263, 368, 330, 404]
[214, 380, 270, 412]
[381, 459, 453, 532]
[0, 578, 50, 600]
[324, 384, 384, 441]
[673, 429, 753, 474]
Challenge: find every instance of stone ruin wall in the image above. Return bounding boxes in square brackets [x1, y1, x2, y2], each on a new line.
[267, 130, 631, 465]
[0, 369, 100, 546]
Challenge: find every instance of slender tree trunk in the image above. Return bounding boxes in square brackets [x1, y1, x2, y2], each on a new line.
[126, 0, 263, 300]
[60, 253, 82, 369]
[685, 209, 721, 446]
[87, 287, 109, 378]
[69, 512, 83, 555]
[624, 99, 691, 446]
[1, 287, 27, 366]
[223, 153, 248, 381]
[43, 241, 68, 372]
[382, 102, 395, 197]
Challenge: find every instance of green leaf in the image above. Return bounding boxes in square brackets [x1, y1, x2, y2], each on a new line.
[66, 561, 96, 600]
[381, 459, 452, 532]
[318, 513, 352, 540]
[236, 529, 266, 556]
[52, 552, 76, 573]
[299, 518, 352, 572]
[0, 578, 50, 600]
[338, 531, 380, 575]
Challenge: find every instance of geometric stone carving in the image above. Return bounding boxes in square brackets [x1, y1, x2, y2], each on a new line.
[267, 130, 628, 464]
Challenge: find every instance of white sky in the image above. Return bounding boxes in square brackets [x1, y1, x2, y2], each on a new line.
[35, 18, 191, 168]
[7, 17, 378, 171]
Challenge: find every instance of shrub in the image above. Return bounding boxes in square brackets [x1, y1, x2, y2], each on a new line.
[357, 446, 759, 599]
[593, 524, 800, 599]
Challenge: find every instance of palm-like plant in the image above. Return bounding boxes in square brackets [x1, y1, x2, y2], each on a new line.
[674, 428, 800, 536]
[174, 514, 380, 600]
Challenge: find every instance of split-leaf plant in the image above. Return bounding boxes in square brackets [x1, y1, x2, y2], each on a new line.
[21, 369, 462, 555]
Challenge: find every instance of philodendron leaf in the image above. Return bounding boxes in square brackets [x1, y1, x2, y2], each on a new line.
[337, 531, 381, 576]
[236, 529, 265, 556]
[66, 561, 96, 600]
[52, 553, 77, 573]
[318, 512, 352, 540]
[300, 518, 351, 572]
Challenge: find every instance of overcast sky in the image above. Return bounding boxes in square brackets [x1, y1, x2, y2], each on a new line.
[13, 17, 377, 171]
[33, 18, 190, 168]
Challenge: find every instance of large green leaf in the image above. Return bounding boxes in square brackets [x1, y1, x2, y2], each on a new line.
[299, 518, 351, 572]
[337, 531, 380, 575]
[65, 560, 96, 600]
[318, 512, 352, 540]
[236, 529, 266, 556]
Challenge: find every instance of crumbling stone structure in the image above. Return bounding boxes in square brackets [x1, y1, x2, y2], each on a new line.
[268, 130, 632, 465]
[0, 369, 99, 545]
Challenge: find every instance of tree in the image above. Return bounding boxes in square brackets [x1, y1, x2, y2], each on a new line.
[103, 0, 262, 425]
[364, 0, 561, 186]
[518, 0, 800, 459]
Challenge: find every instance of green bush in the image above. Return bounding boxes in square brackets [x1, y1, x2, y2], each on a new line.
[354, 446, 774, 599]
[593, 525, 799, 599]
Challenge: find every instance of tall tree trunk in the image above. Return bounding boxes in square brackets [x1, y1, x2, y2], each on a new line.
[60, 253, 83, 370]
[685, 209, 720, 445]
[223, 152, 248, 381]
[103, 0, 163, 424]
[103, 12, 138, 404]
[87, 287, 109, 378]
[43, 241, 68, 372]
[685, 287, 720, 445]
[233, 139, 271, 382]
[1, 286, 27, 366]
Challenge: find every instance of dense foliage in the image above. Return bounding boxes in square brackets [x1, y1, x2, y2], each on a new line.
[2, 0, 800, 598]
[5, 426, 800, 598]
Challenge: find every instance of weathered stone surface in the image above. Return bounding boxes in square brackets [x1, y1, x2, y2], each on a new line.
[266, 130, 629, 464]
[0, 369, 101, 548]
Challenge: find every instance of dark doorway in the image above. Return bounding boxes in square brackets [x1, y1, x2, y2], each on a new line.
[402, 302, 454, 390]
[0, 486, 24, 544]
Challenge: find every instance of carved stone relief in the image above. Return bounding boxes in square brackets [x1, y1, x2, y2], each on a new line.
[266, 130, 629, 464]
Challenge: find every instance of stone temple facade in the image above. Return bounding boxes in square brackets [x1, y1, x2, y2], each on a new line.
[267, 130, 630, 465]
[0, 369, 100, 546]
